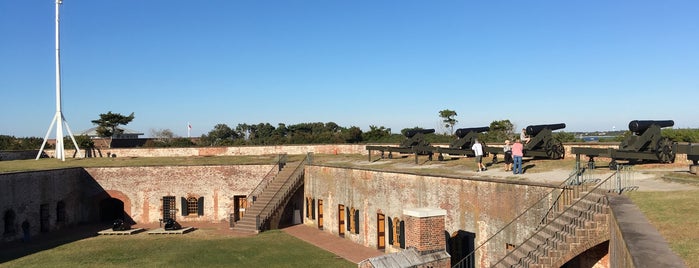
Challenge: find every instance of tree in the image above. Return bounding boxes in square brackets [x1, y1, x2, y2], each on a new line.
[483, 120, 514, 142]
[439, 109, 458, 135]
[91, 111, 135, 138]
[362, 125, 392, 142]
[203, 124, 237, 146]
[151, 128, 175, 141]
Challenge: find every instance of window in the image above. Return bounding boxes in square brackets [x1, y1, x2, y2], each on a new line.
[163, 196, 176, 220]
[392, 217, 404, 248]
[187, 197, 198, 215]
[56, 201, 66, 223]
[181, 196, 204, 216]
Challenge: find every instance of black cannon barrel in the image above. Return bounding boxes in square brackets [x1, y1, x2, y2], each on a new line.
[628, 120, 674, 133]
[455, 127, 490, 138]
[525, 123, 566, 136]
[405, 129, 436, 138]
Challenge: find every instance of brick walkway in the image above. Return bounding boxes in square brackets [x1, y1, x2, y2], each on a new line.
[282, 224, 385, 264]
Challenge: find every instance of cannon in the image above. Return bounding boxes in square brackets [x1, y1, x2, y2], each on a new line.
[433, 127, 490, 161]
[112, 219, 131, 231]
[522, 123, 566, 159]
[628, 120, 674, 134]
[572, 120, 678, 169]
[526, 123, 566, 137]
[164, 218, 182, 230]
[366, 128, 435, 163]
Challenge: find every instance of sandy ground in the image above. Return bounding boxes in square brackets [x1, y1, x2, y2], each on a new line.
[328, 155, 699, 192]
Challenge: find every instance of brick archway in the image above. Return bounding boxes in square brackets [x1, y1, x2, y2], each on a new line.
[101, 190, 132, 223]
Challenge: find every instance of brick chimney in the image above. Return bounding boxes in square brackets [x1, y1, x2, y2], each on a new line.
[403, 208, 447, 254]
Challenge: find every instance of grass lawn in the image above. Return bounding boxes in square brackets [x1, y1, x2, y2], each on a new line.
[627, 190, 699, 267]
[1, 229, 355, 268]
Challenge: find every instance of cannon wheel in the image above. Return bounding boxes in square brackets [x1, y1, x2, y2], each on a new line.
[656, 137, 676, 163]
[545, 139, 565, 159]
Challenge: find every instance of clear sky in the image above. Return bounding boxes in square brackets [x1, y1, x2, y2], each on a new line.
[1, 1, 698, 138]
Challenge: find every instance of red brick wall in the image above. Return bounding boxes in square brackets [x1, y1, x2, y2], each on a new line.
[405, 215, 446, 253]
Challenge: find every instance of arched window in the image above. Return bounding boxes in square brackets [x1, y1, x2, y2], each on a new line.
[187, 197, 198, 215]
[392, 217, 401, 247]
[181, 196, 204, 216]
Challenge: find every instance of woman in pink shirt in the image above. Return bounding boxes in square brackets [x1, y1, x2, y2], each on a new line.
[512, 139, 524, 174]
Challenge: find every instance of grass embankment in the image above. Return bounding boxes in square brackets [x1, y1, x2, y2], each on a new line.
[1, 230, 354, 268]
[628, 190, 699, 267]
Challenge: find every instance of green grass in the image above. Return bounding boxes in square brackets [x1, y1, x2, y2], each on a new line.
[627, 190, 699, 267]
[1, 230, 354, 268]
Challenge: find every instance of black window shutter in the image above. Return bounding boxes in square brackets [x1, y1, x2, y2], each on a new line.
[388, 217, 393, 245]
[399, 221, 405, 249]
[181, 197, 188, 216]
[346, 208, 350, 232]
[197, 197, 204, 216]
[354, 209, 360, 234]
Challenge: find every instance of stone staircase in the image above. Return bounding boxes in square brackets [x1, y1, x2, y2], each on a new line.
[231, 160, 305, 234]
[497, 189, 610, 268]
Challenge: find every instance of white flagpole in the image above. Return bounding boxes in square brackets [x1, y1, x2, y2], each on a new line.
[37, 0, 82, 160]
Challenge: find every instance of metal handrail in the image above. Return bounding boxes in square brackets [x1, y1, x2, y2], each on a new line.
[452, 170, 581, 268]
[254, 156, 306, 231]
[247, 154, 287, 206]
[491, 171, 615, 267]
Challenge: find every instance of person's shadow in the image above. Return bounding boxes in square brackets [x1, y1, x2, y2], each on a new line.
[522, 163, 536, 174]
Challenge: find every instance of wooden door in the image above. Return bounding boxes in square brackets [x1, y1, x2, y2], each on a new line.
[338, 205, 345, 236]
[317, 199, 324, 229]
[377, 213, 386, 249]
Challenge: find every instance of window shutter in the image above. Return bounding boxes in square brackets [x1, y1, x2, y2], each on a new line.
[346, 208, 350, 232]
[181, 197, 188, 216]
[399, 221, 405, 249]
[388, 217, 393, 245]
[354, 209, 360, 234]
[197, 197, 204, 216]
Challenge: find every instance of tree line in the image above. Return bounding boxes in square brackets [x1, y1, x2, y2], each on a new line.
[2, 109, 699, 150]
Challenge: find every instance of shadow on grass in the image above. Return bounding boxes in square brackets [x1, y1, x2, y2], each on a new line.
[0, 223, 107, 264]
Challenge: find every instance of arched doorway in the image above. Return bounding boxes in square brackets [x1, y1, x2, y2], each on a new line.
[448, 230, 476, 267]
[99, 198, 125, 222]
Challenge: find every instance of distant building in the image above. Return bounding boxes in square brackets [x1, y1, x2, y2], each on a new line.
[77, 127, 144, 139]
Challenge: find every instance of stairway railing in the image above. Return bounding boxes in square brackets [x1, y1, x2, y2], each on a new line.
[247, 153, 287, 207]
[254, 155, 306, 231]
[451, 170, 582, 268]
[490, 171, 616, 267]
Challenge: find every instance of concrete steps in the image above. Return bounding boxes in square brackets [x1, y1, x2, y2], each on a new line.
[230, 161, 304, 233]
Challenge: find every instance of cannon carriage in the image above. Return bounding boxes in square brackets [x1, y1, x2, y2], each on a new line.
[432, 127, 490, 161]
[572, 120, 679, 169]
[366, 129, 435, 163]
[522, 123, 567, 160]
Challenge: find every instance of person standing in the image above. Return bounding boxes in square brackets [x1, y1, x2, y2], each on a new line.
[512, 139, 524, 174]
[503, 140, 513, 171]
[472, 139, 486, 172]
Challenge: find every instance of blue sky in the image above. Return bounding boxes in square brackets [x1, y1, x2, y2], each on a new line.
[1, 1, 697, 138]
